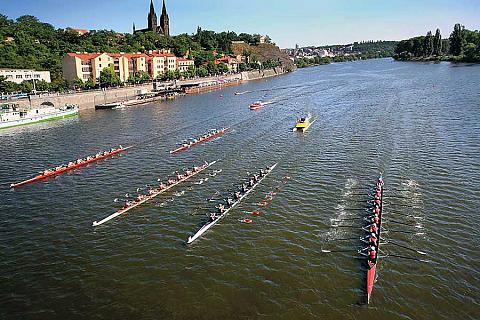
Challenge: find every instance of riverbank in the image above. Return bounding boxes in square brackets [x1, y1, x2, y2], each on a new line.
[394, 55, 480, 63]
[17, 67, 289, 110]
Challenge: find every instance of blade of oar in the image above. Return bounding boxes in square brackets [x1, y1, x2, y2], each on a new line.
[384, 254, 431, 263]
[385, 240, 427, 255]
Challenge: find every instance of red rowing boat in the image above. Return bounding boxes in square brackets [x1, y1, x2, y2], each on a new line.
[170, 128, 228, 154]
[366, 175, 384, 304]
[10, 145, 132, 188]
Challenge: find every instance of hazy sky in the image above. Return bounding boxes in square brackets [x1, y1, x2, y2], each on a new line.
[1, 0, 479, 48]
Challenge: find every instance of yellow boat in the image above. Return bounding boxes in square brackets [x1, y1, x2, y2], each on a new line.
[294, 114, 315, 132]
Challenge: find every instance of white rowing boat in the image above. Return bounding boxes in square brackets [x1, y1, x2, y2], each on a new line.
[187, 163, 278, 244]
[92, 160, 217, 227]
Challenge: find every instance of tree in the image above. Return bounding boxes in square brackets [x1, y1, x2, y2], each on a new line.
[196, 66, 208, 77]
[206, 61, 218, 75]
[84, 78, 95, 89]
[450, 23, 466, 56]
[433, 29, 442, 56]
[99, 66, 120, 87]
[217, 62, 229, 74]
[71, 77, 85, 90]
[423, 31, 434, 56]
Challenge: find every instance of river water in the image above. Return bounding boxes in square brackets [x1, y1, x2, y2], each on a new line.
[1, 59, 479, 320]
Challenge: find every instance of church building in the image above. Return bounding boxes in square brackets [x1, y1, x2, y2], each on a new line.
[133, 0, 170, 37]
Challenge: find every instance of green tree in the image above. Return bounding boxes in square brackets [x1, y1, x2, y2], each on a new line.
[196, 66, 208, 77]
[450, 23, 466, 56]
[423, 31, 434, 56]
[84, 78, 95, 89]
[71, 77, 85, 90]
[217, 62, 229, 74]
[433, 28, 442, 56]
[206, 61, 218, 75]
[99, 66, 120, 87]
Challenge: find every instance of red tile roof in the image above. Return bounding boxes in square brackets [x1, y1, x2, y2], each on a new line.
[67, 52, 102, 60]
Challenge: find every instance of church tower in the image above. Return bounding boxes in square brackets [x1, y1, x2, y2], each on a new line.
[147, 0, 158, 32]
[159, 0, 170, 37]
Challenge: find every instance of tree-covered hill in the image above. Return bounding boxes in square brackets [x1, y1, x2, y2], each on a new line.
[0, 15, 268, 84]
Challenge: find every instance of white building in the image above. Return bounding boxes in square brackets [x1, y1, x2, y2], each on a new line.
[0, 69, 51, 84]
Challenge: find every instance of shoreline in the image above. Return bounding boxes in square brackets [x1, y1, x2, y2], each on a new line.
[18, 67, 289, 110]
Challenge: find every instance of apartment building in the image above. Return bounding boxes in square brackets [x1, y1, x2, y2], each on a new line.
[177, 58, 195, 72]
[0, 68, 51, 84]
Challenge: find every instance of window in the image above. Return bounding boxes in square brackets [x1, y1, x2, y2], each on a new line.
[25, 75, 31, 79]
[83, 74, 90, 79]
[99, 64, 102, 68]
[16, 75, 22, 79]
[99, 57, 102, 61]
[34, 74, 40, 78]
[82, 67, 90, 72]
[6, 75, 12, 79]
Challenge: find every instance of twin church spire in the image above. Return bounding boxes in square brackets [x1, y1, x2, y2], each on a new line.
[134, 0, 170, 37]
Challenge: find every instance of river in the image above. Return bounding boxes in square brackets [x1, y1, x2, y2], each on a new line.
[0, 58, 479, 320]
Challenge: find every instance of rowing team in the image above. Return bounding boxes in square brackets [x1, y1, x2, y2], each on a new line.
[360, 176, 385, 262]
[208, 167, 270, 222]
[180, 130, 220, 147]
[40, 145, 124, 176]
[122, 161, 209, 209]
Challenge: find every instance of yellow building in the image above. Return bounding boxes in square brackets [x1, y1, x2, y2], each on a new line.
[63, 52, 116, 84]
[177, 58, 195, 72]
[147, 52, 177, 78]
[63, 51, 191, 83]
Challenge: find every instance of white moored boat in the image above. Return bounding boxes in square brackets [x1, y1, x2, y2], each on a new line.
[0, 102, 79, 129]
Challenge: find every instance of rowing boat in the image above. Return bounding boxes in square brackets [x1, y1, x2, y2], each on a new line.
[170, 128, 229, 154]
[10, 146, 132, 188]
[187, 163, 277, 244]
[92, 160, 217, 227]
[366, 175, 384, 304]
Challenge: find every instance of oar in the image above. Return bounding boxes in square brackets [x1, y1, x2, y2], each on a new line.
[383, 254, 431, 263]
[326, 237, 362, 242]
[384, 240, 427, 255]
[343, 208, 368, 211]
[384, 229, 425, 235]
[321, 249, 358, 253]
[385, 212, 423, 219]
[387, 220, 424, 229]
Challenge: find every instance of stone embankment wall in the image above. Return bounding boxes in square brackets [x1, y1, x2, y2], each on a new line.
[241, 67, 287, 81]
[23, 84, 152, 110]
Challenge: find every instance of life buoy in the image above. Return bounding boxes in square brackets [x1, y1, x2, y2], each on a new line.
[240, 218, 253, 223]
[252, 210, 261, 216]
[259, 201, 268, 206]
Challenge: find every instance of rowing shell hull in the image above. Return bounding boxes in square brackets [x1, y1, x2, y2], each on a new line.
[10, 146, 132, 188]
[187, 163, 278, 244]
[92, 160, 217, 227]
[367, 263, 376, 304]
[366, 176, 384, 304]
[170, 128, 229, 154]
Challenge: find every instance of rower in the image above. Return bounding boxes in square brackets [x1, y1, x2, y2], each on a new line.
[249, 179, 254, 187]
[226, 198, 234, 206]
[234, 191, 241, 200]
[241, 184, 248, 193]
[159, 183, 166, 190]
[119, 145, 123, 149]
[210, 212, 219, 221]
[368, 245, 377, 261]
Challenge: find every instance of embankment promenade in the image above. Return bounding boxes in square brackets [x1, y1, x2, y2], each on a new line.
[20, 67, 288, 110]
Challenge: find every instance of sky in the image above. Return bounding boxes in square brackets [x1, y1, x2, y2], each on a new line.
[1, 0, 479, 48]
